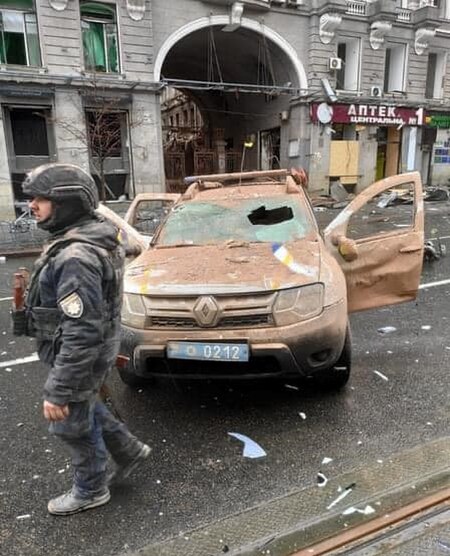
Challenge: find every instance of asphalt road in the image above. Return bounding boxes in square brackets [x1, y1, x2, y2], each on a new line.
[0, 203, 449, 556]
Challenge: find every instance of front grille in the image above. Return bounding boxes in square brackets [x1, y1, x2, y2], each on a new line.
[150, 316, 196, 328]
[219, 314, 272, 327]
[149, 314, 272, 329]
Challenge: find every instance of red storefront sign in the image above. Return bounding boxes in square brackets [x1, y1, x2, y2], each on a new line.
[311, 103, 425, 126]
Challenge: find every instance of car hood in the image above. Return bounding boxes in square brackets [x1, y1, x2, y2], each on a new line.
[124, 239, 321, 295]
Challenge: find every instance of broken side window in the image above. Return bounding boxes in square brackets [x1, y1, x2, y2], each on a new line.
[80, 1, 119, 73]
[157, 196, 313, 246]
[0, 1, 41, 66]
[346, 183, 414, 240]
[132, 200, 174, 236]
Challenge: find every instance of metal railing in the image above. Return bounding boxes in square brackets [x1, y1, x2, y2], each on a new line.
[397, 8, 412, 21]
[0, 217, 47, 254]
[346, 0, 367, 15]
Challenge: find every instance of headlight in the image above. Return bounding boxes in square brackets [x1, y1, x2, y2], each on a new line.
[121, 293, 147, 329]
[273, 284, 324, 326]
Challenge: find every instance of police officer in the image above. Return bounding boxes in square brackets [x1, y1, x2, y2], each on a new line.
[12, 163, 150, 516]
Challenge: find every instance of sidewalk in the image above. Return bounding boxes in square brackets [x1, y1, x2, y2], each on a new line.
[0, 220, 46, 257]
[130, 437, 450, 556]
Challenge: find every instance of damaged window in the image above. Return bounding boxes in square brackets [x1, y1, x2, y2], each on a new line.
[132, 200, 174, 236]
[347, 183, 414, 240]
[156, 196, 313, 246]
[0, 1, 41, 66]
[80, 1, 119, 73]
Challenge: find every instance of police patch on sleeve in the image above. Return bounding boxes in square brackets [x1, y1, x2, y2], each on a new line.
[59, 292, 84, 319]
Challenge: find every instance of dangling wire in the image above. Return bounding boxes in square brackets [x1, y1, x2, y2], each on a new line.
[262, 32, 276, 88]
[207, 27, 223, 84]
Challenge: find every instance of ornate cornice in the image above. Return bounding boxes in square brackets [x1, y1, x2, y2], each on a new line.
[319, 13, 342, 44]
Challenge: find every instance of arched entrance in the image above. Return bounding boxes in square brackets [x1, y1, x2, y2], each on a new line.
[155, 17, 307, 190]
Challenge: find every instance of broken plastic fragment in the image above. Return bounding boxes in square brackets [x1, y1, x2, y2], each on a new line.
[421, 325, 432, 331]
[16, 514, 31, 520]
[342, 505, 375, 516]
[299, 412, 307, 420]
[317, 472, 328, 487]
[373, 370, 389, 381]
[326, 486, 353, 510]
[228, 433, 267, 459]
[284, 384, 299, 391]
[377, 326, 396, 334]
[322, 457, 333, 465]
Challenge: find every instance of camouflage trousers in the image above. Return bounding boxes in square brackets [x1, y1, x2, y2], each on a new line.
[49, 397, 142, 498]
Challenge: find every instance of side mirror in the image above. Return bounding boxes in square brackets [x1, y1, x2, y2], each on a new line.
[333, 235, 359, 262]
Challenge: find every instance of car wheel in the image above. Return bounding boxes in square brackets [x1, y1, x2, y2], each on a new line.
[312, 325, 352, 391]
[117, 366, 153, 388]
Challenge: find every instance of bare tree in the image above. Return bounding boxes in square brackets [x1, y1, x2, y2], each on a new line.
[51, 79, 142, 201]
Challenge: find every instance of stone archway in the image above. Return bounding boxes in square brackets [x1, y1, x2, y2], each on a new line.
[155, 16, 307, 188]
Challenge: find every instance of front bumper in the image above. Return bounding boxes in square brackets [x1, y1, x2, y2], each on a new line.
[119, 300, 347, 380]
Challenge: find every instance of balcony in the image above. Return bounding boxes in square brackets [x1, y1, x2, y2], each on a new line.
[396, 7, 412, 21]
[201, 0, 271, 10]
[412, 5, 442, 26]
[346, 0, 367, 15]
[367, 0, 398, 21]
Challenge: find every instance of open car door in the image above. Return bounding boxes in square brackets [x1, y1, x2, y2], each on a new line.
[124, 193, 180, 242]
[324, 172, 424, 313]
[96, 203, 148, 254]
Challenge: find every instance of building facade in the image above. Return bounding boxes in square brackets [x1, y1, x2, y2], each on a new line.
[1, 0, 450, 218]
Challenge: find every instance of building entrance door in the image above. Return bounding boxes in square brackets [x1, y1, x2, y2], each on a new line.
[376, 127, 401, 180]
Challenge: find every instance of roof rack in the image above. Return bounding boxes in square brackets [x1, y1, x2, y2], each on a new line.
[183, 169, 287, 186]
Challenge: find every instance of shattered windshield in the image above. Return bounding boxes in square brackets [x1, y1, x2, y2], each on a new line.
[155, 196, 314, 246]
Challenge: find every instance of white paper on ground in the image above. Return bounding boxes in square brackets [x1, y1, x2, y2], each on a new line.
[228, 432, 267, 459]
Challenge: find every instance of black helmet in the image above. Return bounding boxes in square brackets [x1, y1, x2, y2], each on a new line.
[22, 163, 99, 233]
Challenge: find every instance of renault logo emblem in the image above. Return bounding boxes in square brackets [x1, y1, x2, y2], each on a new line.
[193, 296, 219, 327]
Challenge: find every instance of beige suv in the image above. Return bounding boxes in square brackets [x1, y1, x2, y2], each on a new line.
[103, 169, 424, 391]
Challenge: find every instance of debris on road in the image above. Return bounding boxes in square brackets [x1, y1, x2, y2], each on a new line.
[317, 472, 328, 487]
[377, 191, 398, 208]
[421, 325, 432, 331]
[228, 433, 267, 459]
[377, 326, 397, 334]
[298, 412, 307, 420]
[424, 240, 446, 263]
[342, 505, 376, 516]
[330, 181, 350, 203]
[373, 370, 389, 381]
[326, 484, 354, 510]
[437, 539, 450, 551]
[424, 188, 449, 202]
[16, 514, 31, 520]
[284, 383, 299, 391]
[322, 457, 333, 465]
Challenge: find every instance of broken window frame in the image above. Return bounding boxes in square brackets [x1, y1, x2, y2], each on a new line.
[425, 51, 446, 99]
[0, 1, 41, 67]
[384, 43, 408, 93]
[80, 1, 120, 74]
[335, 37, 361, 92]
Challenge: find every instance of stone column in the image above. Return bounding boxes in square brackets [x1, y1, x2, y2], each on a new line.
[129, 92, 165, 195]
[357, 126, 377, 192]
[0, 110, 15, 220]
[308, 123, 331, 194]
[213, 128, 226, 173]
[53, 90, 90, 173]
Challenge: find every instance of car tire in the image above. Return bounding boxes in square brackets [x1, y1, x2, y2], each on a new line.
[117, 366, 153, 388]
[311, 325, 352, 391]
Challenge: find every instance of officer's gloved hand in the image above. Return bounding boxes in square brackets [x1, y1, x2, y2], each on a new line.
[11, 309, 28, 336]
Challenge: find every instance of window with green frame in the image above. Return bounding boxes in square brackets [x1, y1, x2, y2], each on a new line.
[80, 2, 119, 73]
[0, 0, 41, 66]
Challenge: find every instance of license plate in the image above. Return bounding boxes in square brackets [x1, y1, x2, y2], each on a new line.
[167, 342, 249, 362]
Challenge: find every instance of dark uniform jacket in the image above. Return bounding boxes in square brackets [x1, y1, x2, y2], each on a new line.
[25, 216, 125, 406]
